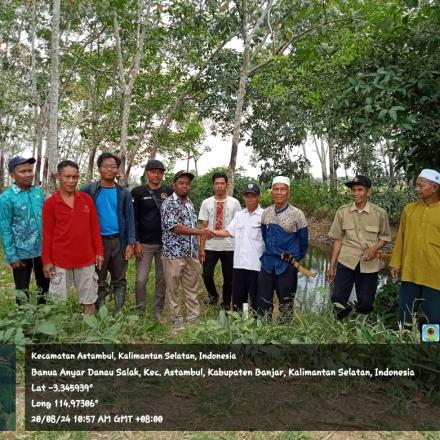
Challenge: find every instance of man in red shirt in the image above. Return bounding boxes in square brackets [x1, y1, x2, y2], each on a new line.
[42, 160, 104, 314]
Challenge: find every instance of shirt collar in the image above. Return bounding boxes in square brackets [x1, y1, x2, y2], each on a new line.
[11, 182, 33, 194]
[172, 192, 189, 204]
[274, 203, 289, 214]
[245, 206, 263, 215]
[349, 201, 370, 213]
[54, 190, 80, 202]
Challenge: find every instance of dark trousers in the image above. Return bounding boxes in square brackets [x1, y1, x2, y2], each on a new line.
[331, 262, 378, 319]
[12, 256, 49, 304]
[255, 265, 298, 320]
[232, 268, 258, 311]
[98, 237, 128, 290]
[399, 281, 440, 324]
[202, 250, 234, 307]
[96, 237, 128, 310]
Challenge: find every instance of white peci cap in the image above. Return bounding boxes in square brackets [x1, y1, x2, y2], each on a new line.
[272, 176, 290, 187]
[418, 169, 440, 185]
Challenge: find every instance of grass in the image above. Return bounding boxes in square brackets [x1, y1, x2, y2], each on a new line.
[0, 251, 431, 439]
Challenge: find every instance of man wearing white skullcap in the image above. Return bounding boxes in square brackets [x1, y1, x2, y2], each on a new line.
[255, 176, 308, 321]
[390, 169, 440, 324]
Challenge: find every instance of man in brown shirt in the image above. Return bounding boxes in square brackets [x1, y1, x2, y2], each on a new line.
[326, 175, 391, 319]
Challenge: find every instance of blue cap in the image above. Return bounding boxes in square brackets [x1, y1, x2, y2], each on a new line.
[8, 156, 36, 172]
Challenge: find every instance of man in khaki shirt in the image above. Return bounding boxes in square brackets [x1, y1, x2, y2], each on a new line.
[326, 175, 391, 319]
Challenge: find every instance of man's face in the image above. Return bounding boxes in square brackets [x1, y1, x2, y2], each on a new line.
[350, 184, 370, 204]
[416, 177, 438, 200]
[146, 168, 164, 186]
[98, 157, 119, 180]
[57, 166, 79, 194]
[213, 177, 227, 196]
[243, 193, 259, 211]
[11, 163, 34, 188]
[271, 183, 289, 205]
[174, 176, 191, 198]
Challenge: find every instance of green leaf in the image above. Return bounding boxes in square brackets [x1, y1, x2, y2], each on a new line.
[98, 305, 109, 320]
[35, 321, 58, 336]
[83, 314, 98, 329]
[389, 109, 398, 121]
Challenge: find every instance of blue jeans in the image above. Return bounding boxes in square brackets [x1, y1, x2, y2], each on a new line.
[399, 281, 440, 324]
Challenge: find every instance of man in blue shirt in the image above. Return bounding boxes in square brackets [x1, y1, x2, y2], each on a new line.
[0, 156, 49, 303]
[81, 153, 135, 312]
[256, 176, 308, 321]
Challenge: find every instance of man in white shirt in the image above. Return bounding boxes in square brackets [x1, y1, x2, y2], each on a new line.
[214, 183, 264, 311]
[198, 172, 241, 309]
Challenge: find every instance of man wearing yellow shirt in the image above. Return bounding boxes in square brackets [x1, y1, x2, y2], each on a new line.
[390, 169, 440, 324]
[326, 175, 391, 319]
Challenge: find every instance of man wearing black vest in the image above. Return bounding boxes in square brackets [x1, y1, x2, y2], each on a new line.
[131, 160, 172, 318]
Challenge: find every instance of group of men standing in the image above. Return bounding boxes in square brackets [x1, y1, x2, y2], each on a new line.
[0, 153, 439, 329]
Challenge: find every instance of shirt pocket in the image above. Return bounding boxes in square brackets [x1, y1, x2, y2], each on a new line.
[364, 224, 379, 241]
[251, 224, 262, 241]
[235, 224, 245, 238]
[429, 229, 440, 248]
[342, 219, 355, 241]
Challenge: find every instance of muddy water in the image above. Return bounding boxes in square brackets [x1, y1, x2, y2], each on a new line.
[295, 241, 390, 311]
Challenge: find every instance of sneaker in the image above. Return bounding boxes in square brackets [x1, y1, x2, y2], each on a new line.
[187, 317, 200, 326]
[203, 297, 218, 306]
[172, 319, 185, 330]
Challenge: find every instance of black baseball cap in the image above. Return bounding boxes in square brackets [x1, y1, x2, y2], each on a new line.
[243, 183, 260, 195]
[8, 156, 36, 172]
[173, 170, 195, 182]
[145, 159, 166, 171]
[345, 175, 372, 189]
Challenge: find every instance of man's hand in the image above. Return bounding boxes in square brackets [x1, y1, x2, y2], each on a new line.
[362, 245, 378, 261]
[199, 249, 206, 264]
[199, 228, 215, 239]
[10, 260, 25, 269]
[134, 242, 143, 259]
[326, 265, 335, 284]
[95, 255, 104, 271]
[43, 263, 55, 279]
[125, 244, 134, 260]
[389, 266, 400, 280]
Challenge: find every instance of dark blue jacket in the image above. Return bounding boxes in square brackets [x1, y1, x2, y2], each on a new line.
[81, 181, 136, 250]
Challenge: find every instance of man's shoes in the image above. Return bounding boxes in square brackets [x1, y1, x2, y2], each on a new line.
[220, 302, 231, 311]
[203, 297, 218, 306]
[187, 317, 200, 326]
[172, 319, 185, 331]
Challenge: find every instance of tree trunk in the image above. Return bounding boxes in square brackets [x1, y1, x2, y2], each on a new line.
[227, 0, 275, 194]
[0, 142, 5, 191]
[30, 0, 40, 163]
[313, 134, 328, 185]
[86, 75, 99, 182]
[227, 1, 251, 195]
[45, 0, 61, 194]
[328, 138, 337, 195]
[114, 4, 149, 184]
[301, 141, 311, 175]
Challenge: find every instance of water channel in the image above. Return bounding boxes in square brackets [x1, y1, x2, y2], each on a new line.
[295, 242, 390, 312]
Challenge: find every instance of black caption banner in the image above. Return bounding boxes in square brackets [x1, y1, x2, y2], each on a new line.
[25, 344, 440, 431]
[0, 344, 16, 431]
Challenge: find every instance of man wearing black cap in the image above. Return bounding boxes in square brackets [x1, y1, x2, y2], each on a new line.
[161, 170, 214, 329]
[326, 175, 391, 319]
[0, 156, 49, 302]
[81, 152, 135, 312]
[131, 159, 172, 318]
[213, 183, 264, 311]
